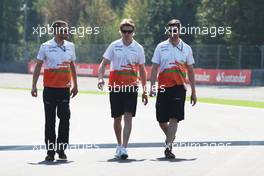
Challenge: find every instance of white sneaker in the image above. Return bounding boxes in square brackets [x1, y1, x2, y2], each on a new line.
[120, 147, 128, 159]
[115, 145, 122, 159]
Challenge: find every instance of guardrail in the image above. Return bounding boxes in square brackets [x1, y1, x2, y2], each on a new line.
[28, 62, 253, 86]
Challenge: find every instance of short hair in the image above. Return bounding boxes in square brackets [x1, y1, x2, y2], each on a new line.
[167, 19, 181, 29]
[51, 20, 68, 34]
[119, 18, 135, 30]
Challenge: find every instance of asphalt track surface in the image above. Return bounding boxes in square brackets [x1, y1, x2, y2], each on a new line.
[0, 73, 264, 176]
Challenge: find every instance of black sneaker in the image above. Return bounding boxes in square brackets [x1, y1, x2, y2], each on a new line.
[164, 148, 175, 159]
[57, 151, 67, 160]
[45, 154, 55, 161]
[164, 143, 175, 159]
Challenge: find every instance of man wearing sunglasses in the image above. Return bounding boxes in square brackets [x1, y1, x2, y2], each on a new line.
[31, 20, 78, 161]
[98, 18, 148, 159]
[150, 19, 197, 159]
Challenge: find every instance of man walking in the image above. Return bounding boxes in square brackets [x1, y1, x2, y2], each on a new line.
[31, 20, 78, 161]
[150, 19, 197, 159]
[98, 18, 148, 159]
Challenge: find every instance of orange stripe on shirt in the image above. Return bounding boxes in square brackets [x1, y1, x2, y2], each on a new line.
[109, 69, 138, 87]
[43, 62, 72, 88]
[158, 62, 187, 88]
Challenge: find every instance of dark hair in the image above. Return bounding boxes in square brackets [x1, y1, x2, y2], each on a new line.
[51, 20, 68, 34]
[167, 19, 181, 29]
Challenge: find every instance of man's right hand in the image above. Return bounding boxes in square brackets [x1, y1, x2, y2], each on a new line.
[31, 86, 38, 97]
[98, 79, 105, 90]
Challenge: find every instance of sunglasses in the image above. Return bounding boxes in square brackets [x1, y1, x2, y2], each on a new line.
[59, 29, 69, 34]
[169, 29, 179, 34]
[121, 29, 134, 34]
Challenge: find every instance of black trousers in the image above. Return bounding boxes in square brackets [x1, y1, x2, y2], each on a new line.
[43, 87, 70, 155]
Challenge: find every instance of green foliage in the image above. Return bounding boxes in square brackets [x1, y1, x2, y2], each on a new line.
[196, 0, 264, 45]
[76, 0, 120, 62]
[122, 0, 199, 62]
[1, 0, 263, 66]
[0, 0, 24, 61]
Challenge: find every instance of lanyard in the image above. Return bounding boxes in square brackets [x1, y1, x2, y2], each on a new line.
[175, 42, 183, 52]
[57, 45, 66, 52]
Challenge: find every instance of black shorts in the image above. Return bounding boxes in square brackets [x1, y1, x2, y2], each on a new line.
[109, 86, 138, 118]
[156, 85, 186, 123]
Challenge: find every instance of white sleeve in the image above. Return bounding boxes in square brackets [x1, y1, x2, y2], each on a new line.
[71, 44, 76, 61]
[37, 44, 46, 61]
[186, 47, 195, 65]
[103, 43, 114, 61]
[151, 45, 160, 64]
[138, 46, 145, 64]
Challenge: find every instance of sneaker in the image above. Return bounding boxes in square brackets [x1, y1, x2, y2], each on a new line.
[56, 150, 67, 160]
[45, 154, 55, 161]
[120, 147, 128, 159]
[115, 145, 122, 159]
[164, 143, 175, 159]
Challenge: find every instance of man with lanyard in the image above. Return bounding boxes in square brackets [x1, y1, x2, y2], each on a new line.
[150, 19, 197, 159]
[31, 20, 78, 161]
[98, 18, 148, 159]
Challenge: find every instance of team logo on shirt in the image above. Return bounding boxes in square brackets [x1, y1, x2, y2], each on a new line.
[57, 61, 71, 69]
[129, 49, 137, 53]
[46, 61, 71, 72]
[114, 45, 123, 51]
[162, 60, 186, 77]
[48, 49, 57, 52]
[157, 60, 187, 88]
[161, 45, 169, 52]
[115, 63, 138, 77]
[109, 63, 139, 86]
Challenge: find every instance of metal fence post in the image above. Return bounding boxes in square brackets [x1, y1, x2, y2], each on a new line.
[195, 45, 199, 66]
[238, 45, 242, 69]
[216, 45, 221, 69]
[0, 43, 4, 62]
[261, 45, 264, 69]
[23, 0, 28, 61]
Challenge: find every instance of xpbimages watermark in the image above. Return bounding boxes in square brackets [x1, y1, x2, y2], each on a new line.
[165, 24, 232, 37]
[33, 142, 100, 151]
[98, 83, 166, 93]
[32, 24, 100, 37]
[32, 24, 231, 38]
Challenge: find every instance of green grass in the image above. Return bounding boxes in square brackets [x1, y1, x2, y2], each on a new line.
[0, 87, 106, 95]
[196, 97, 264, 109]
[1, 87, 263, 109]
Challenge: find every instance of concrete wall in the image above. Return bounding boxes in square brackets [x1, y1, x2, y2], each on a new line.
[0, 62, 28, 73]
[0, 62, 263, 86]
[252, 69, 264, 86]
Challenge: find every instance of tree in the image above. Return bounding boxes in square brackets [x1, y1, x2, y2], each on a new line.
[123, 0, 149, 55]
[76, 0, 120, 62]
[125, 0, 198, 62]
[109, 0, 128, 10]
[196, 0, 264, 45]
[0, 0, 23, 61]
